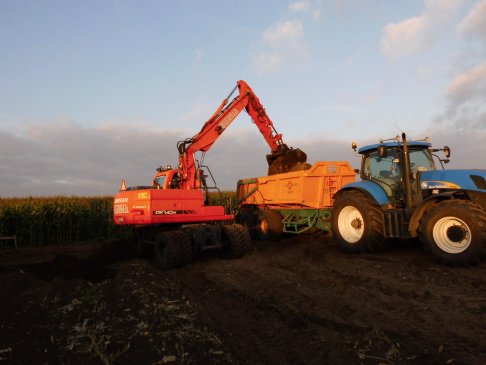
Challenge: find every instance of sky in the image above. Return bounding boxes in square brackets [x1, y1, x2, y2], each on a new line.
[0, 0, 485, 196]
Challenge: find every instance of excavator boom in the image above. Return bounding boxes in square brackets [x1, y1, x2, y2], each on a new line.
[178, 80, 308, 189]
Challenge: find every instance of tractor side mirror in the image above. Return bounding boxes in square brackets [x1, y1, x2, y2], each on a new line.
[444, 146, 451, 158]
[378, 145, 387, 158]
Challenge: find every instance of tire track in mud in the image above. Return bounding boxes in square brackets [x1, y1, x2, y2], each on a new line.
[168, 233, 486, 364]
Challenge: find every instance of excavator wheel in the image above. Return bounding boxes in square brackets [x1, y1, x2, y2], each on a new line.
[154, 230, 192, 270]
[221, 224, 252, 259]
[239, 207, 260, 240]
[267, 147, 310, 175]
[133, 229, 151, 258]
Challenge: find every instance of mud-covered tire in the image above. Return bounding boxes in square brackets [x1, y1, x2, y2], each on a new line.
[180, 232, 194, 266]
[154, 230, 192, 270]
[257, 209, 284, 241]
[221, 224, 252, 259]
[331, 190, 387, 253]
[419, 200, 486, 266]
[133, 229, 151, 258]
[239, 207, 260, 240]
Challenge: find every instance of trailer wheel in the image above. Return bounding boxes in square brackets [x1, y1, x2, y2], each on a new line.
[221, 224, 252, 259]
[419, 200, 485, 266]
[331, 190, 386, 253]
[257, 209, 284, 241]
[154, 230, 192, 270]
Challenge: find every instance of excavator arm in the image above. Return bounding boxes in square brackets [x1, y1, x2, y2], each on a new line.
[177, 80, 308, 189]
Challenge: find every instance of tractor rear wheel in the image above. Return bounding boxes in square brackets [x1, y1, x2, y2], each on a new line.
[257, 209, 284, 241]
[221, 224, 252, 259]
[332, 190, 387, 253]
[154, 230, 192, 270]
[419, 200, 485, 265]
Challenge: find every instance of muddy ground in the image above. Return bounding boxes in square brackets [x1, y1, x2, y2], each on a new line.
[0, 233, 485, 365]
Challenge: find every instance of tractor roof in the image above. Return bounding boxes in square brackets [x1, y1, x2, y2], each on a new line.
[358, 141, 431, 154]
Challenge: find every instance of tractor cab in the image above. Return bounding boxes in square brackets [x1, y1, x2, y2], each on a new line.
[357, 140, 435, 206]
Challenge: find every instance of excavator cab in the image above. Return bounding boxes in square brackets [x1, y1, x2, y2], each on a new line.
[153, 168, 180, 189]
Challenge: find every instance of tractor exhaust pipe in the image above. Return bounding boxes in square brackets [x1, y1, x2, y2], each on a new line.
[400, 133, 414, 211]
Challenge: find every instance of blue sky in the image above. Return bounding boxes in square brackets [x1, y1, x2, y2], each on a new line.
[1, 0, 485, 196]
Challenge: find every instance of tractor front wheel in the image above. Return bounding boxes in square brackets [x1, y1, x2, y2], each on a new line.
[419, 200, 485, 265]
[331, 190, 387, 253]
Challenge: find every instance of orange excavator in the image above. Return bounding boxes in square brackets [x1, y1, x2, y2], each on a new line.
[113, 80, 308, 269]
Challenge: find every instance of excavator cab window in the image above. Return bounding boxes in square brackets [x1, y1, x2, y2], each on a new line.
[154, 176, 166, 189]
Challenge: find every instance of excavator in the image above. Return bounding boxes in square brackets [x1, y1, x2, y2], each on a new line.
[113, 80, 308, 269]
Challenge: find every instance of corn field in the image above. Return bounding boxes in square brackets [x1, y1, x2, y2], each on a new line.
[0, 196, 127, 247]
[0, 192, 237, 248]
[208, 190, 238, 215]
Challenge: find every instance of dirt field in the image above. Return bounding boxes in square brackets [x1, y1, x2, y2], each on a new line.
[1, 233, 485, 364]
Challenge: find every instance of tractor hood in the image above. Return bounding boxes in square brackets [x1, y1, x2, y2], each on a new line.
[419, 169, 486, 192]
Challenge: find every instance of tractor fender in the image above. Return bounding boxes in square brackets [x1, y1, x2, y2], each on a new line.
[408, 190, 470, 236]
[337, 180, 390, 206]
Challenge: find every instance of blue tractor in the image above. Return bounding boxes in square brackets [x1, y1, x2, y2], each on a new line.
[331, 133, 486, 265]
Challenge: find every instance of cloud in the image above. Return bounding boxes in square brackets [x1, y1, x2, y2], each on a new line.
[380, 0, 463, 61]
[288, 0, 322, 21]
[252, 20, 306, 75]
[0, 117, 358, 196]
[430, 57, 486, 163]
[1, 118, 484, 198]
[457, 0, 486, 42]
[439, 62, 486, 131]
[446, 63, 486, 109]
[0, 121, 283, 196]
[0, 122, 185, 196]
[425, 2, 486, 137]
[424, 127, 486, 169]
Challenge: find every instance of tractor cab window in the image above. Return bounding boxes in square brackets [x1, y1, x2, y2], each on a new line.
[363, 149, 401, 184]
[154, 176, 166, 189]
[362, 149, 402, 201]
[409, 148, 436, 175]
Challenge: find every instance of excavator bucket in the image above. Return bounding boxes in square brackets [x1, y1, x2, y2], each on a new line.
[266, 145, 310, 175]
